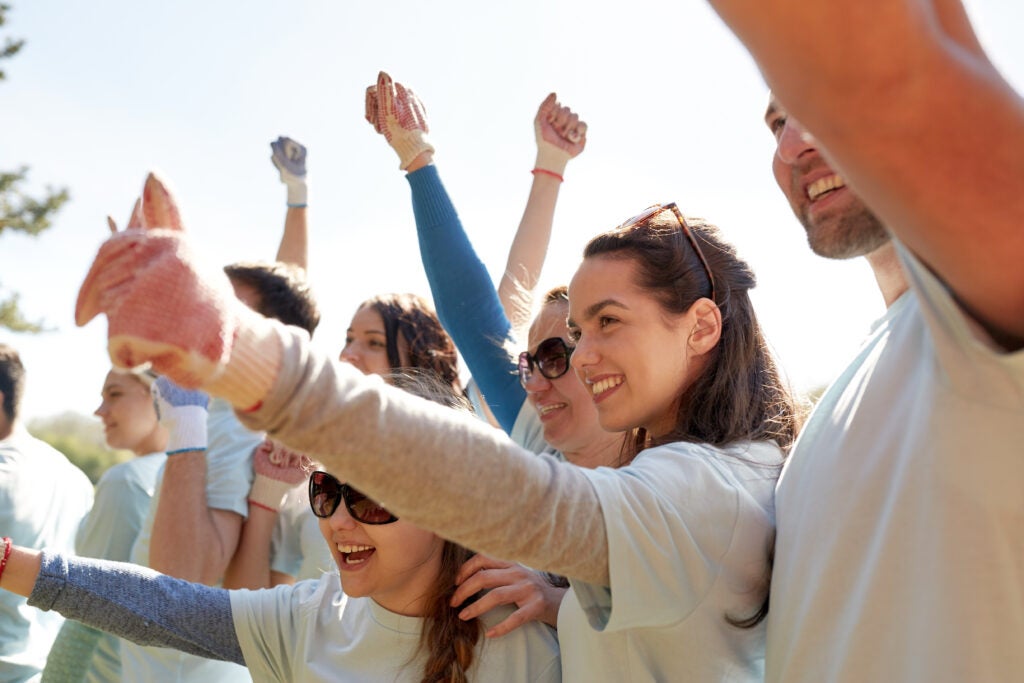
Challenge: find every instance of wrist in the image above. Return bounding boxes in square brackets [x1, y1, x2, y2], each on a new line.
[204, 308, 283, 412]
[164, 407, 209, 454]
[531, 168, 564, 183]
[285, 181, 308, 207]
[533, 147, 570, 177]
[248, 475, 296, 512]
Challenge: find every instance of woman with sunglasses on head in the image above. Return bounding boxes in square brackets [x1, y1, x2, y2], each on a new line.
[0, 373, 561, 683]
[72, 167, 802, 680]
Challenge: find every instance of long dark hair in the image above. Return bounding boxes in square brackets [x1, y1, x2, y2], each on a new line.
[583, 212, 801, 458]
[363, 293, 461, 393]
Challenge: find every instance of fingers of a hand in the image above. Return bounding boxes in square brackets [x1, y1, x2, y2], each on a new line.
[75, 234, 144, 325]
[140, 173, 184, 232]
[569, 120, 588, 144]
[535, 92, 557, 122]
[485, 606, 536, 638]
[364, 86, 380, 130]
[377, 71, 396, 118]
[455, 554, 513, 584]
[458, 584, 527, 620]
[126, 198, 143, 230]
[452, 566, 525, 606]
[549, 104, 572, 130]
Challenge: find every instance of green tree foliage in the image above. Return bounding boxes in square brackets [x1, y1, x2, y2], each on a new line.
[0, 3, 24, 81]
[28, 411, 131, 485]
[0, 4, 70, 333]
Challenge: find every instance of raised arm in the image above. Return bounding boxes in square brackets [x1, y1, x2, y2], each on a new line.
[710, 0, 1024, 342]
[270, 136, 308, 270]
[365, 72, 525, 432]
[148, 379, 245, 585]
[499, 93, 587, 331]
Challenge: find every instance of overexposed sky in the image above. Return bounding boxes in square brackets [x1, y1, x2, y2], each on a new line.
[2, 0, 1021, 421]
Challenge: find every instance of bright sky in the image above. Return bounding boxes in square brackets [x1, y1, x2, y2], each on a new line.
[2, 0, 1022, 422]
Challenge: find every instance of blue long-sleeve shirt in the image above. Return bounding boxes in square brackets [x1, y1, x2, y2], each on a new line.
[407, 165, 527, 434]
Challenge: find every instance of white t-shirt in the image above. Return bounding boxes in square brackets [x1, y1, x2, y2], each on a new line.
[270, 485, 335, 582]
[231, 573, 562, 682]
[73, 452, 165, 683]
[560, 440, 781, 681]
[766, 246, 1024, 682]
[123, 398, 260, 683]
[0, 428, 93, 683]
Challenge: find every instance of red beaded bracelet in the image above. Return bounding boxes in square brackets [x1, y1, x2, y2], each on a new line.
[0, 537, 12, 585]
[531, 168, 564, 182]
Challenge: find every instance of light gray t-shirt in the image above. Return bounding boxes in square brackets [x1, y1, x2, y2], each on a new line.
[231, 573, 562, 682]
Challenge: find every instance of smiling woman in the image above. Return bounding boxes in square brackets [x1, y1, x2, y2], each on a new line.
[0, 373, 561, 683]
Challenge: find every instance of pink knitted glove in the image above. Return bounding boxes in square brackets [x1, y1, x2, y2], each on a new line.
[75, 172, 280, 407]
[365, 71, 434, 170]
[249, 438, 314, 512]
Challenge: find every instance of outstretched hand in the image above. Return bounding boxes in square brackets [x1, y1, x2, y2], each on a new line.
[451, 554, 566, 638]
[76, 173, 246, 389]
[365, 71, 435, 170]
[534, 93, 587, 176]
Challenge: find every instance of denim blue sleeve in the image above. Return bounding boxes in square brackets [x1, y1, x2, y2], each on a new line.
[29, 552, 244, 664]
[407, 165, 527, 433]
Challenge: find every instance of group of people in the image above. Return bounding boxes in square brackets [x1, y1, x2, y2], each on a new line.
[1, 0, 1021, 681]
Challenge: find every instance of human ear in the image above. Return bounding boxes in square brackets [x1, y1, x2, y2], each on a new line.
[687, 299, 722, 356]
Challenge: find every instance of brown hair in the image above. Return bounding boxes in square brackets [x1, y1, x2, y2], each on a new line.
[0, 344, 25, 422]
[388, 371, 481, 681]
[224, 261, 321, 336]
[583, 212, 800, 457]
[364, 293, 461, 393]
[417, 542, 482, 683]
[583, 211, 801, 628]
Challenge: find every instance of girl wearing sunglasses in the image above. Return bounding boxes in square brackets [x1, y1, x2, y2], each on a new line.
[0, 374, 561, 682]
[224, 291, 460, 592]
[68, 166, 802, 679]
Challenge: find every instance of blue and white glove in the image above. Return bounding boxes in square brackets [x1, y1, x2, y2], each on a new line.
[270, 136, 308, 207]
[153, 376, 210, 455]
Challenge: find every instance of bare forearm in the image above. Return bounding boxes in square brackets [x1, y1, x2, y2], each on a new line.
[221, 505, 277, 590]
[498, 174, 561, 331]
[149, 454, 241, 584]
[275, 207, 308, 270]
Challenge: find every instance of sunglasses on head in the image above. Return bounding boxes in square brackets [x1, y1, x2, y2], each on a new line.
[308, 471, 398, 525]
[619, 202, 716, 302]
[518, 337, 574, 387]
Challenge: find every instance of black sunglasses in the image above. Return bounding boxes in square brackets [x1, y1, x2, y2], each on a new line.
[308, 471, 398, 525]
[518, 337, 574, 387]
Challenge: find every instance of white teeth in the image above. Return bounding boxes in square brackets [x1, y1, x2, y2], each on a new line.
[807, 174, 845, 201]
[538, 403, 566, 415]
[590, 377, 623, 395]
[338, 544, 373, 553]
